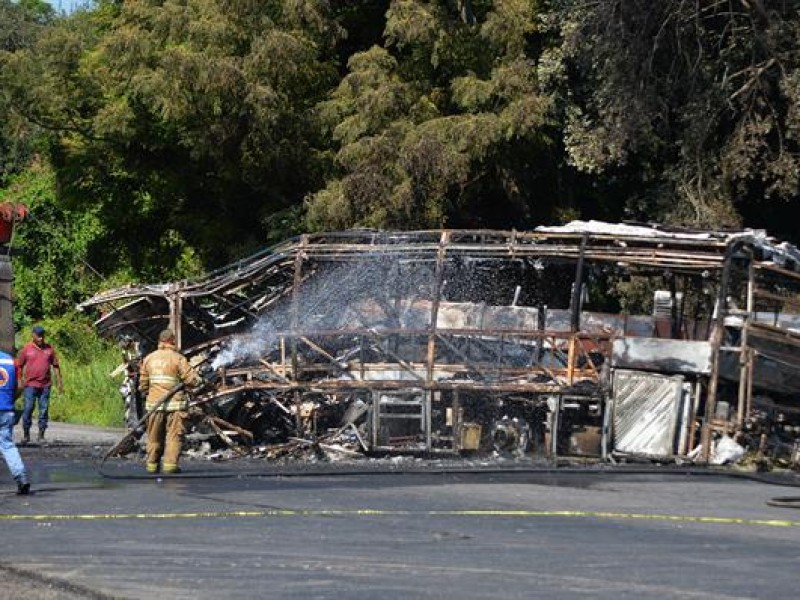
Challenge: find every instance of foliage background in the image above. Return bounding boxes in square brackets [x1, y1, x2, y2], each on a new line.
[2, 1, 800, 424]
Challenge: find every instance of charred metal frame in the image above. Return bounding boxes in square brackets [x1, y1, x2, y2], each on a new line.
[80, 223, 800, 462]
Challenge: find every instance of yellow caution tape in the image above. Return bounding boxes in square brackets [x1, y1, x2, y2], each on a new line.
[1, 508, 798, 527]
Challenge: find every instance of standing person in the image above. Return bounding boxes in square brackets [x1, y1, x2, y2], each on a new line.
[138, 329, 200, 474]
[0, 349, 30, 494]
[17, 325, 63, 445]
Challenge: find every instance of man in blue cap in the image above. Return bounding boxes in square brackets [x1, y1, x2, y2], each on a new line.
[16, 325, 64, 444]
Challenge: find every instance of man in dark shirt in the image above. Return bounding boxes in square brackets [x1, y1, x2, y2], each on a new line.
[16, 325, 63, 444]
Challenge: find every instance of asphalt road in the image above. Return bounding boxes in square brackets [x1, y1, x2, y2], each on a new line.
[2, 424, 800, 599]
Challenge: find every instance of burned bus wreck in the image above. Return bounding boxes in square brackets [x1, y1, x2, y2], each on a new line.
[79, 221, 800, 465]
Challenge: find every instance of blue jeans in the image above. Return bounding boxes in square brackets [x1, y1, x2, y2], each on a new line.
[22, 386, 51, 432]
[0, 411, 27, 483]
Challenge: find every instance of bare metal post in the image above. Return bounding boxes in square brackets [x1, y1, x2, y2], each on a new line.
[737, 253, 754, 429]
[549, 395, 561, 458]
[684, 379, 701, 455]
[168, 283, 183, 350]
[745, 350, 754, 419]
[452, 389, 461, 451]
[359, 334, 365, 380]
[566, 336, 576, 385]
[425, 231, 449, 452]
[569, 234, 588, 333]
[371, 390, 380, 449]
[0, 256, 13, 354]
[601, 397, 612, 461]
[701, 241, 742, 462]
[289, 235, 308, 381]
[566, 234, 588, 387]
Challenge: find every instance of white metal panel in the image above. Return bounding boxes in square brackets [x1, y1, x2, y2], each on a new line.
[612, 370, 685, 456]
[612, 338, 713, 374]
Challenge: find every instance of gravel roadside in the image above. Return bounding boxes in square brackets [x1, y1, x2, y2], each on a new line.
[0, 564, 114, 600]
[16, 422, 126, 446]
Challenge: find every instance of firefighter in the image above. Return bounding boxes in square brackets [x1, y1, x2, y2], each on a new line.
[138, 328, 200, 474]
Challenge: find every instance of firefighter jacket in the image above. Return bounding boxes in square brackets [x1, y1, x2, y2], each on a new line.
[139, 342, 200, 412]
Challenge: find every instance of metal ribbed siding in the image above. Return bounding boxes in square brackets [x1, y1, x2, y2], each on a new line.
[612, 370, 686, 456]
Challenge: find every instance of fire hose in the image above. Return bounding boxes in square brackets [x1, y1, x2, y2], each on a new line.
[100, 359, 221, 467]
[766, 496, 800, 509]
[100, 380, 187, 466]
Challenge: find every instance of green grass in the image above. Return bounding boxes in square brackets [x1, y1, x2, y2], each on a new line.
[47, 350, 126, 427]
[15, 315, 126, 428]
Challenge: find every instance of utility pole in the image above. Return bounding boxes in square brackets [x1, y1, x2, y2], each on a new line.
[0, 203, 28, 353]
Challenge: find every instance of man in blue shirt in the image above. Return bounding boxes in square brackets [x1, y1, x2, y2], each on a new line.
[0, 350, 30, 494]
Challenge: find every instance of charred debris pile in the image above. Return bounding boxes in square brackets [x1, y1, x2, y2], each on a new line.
[80, 221, 800, 468]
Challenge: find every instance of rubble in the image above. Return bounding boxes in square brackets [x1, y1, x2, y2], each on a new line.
[79, 222, 800, 468]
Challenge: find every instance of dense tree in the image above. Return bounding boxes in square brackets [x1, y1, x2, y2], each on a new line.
[2, 161, 104, 318]
[2, 0, 800, 323]
[307, 0, 563, 230]
[2, 0, 342, 272]
[0, 0, 54, 185]
[547, 0, 800, 234]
